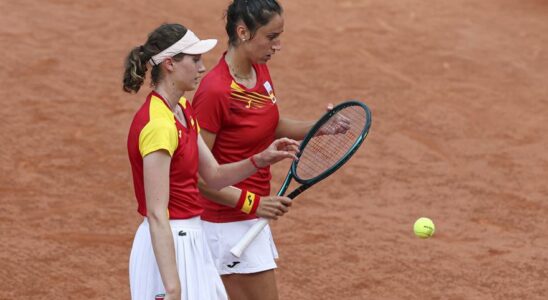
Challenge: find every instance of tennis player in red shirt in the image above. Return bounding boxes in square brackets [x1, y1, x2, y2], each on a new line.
[192, 1, 331, 299]
[123, 23, 299, 300]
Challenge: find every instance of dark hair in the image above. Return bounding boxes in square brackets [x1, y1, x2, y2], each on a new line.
[225, 0, 283, 46]
[123, 24, 187, 94]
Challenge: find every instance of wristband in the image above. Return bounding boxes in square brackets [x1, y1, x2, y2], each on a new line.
[250, 194, 260, 215]
[250, 156, 261, 169]
[236, 189, 261, 215]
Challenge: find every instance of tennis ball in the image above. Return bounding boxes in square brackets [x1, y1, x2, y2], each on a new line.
[413, 217, 435, 238]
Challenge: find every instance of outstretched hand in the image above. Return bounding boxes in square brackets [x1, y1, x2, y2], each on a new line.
[253, 138, 300, 168]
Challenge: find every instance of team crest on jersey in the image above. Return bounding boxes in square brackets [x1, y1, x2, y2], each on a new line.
[263, 81, 277, 103]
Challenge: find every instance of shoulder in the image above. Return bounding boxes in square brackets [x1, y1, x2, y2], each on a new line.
[199, 58, 231, 90]
[131, 93, 171, 126]
[197, 75, 230, 96]
[148, 95, 175, 121]
[194, 66, 232, 105]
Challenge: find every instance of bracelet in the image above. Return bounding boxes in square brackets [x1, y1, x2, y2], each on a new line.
[250, 155, 261, 170]
[236, 189, 261, 215]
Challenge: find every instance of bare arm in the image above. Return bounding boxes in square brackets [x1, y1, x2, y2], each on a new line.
[275, 104, 333, 140]
[275, 117, 315, 140]
[197, 132, 298, 190]
[143, 150, 180, 299]
[197, 130, 292, 219]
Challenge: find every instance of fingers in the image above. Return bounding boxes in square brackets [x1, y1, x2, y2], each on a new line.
[275, 144, 300, 159]
[279, 197, 292, 207]
[256, 208, 280, 220]
[273, 137, 300, 149]
[337, 119, 351, 134]
[280, 143, 300, 153]
[280, 139, 300, 153]
[266, 150, 298, 163]
[256, 196, 292, 220]
[339, 116, 351, 127]
[272, 196, 291, 213]
[321, 115, 352, 135]
[256, 138, 300, 167]
[278, 151, 299, 161]
[269, 138, 301, 161]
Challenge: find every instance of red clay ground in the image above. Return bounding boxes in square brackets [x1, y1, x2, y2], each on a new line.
[1, 0, 547, 299]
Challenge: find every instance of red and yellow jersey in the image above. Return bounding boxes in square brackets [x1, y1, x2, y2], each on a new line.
[127, 91, 202, 219]
[193, 53, 279, 222]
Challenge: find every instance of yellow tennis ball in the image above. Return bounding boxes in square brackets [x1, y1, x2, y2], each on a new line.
[413, 217, 435, 238]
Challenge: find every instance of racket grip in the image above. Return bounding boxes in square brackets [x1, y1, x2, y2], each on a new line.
[230, 218, 269, 257]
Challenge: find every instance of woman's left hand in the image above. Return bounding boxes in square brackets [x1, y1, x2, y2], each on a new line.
[253, 138, 300, 168]
[318, 103, 351, 136]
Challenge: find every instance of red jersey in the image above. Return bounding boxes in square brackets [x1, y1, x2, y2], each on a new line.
[127, 91, 202, 219]
[193, 54, 279, 222]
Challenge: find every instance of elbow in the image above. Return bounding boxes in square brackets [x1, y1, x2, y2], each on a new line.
[147, 209, 168, 224]
[200, 174, 225, 191]
[198, 179, 220, 191]
[204, 181, 224, 191]
[198, 159, 228, 190]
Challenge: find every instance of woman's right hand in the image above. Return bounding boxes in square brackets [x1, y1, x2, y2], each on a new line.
[161, 291, 180, 300]
[252, 138, 300, 168]
[256, 196, 292, 220]
[157, 283, 181, 300]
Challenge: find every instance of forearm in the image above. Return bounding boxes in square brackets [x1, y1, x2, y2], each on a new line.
[198, 135, 298, 190]
[275, 117, 314, 140]
[198, 178, 292, 220]
[197, 179, 241, 207]
[148, 212, 180, 295]
[142, 151, 180, 296]
[204, 157, 258, 190]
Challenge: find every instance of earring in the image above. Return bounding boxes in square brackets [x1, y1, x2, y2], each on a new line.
[241, 38, 246, 42]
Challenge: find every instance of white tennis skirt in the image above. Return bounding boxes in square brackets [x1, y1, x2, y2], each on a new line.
[129, 217, 228, 300]
[202, 219, 279, 275]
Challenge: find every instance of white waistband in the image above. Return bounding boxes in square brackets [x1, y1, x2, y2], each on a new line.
[143, 216, 202, 230]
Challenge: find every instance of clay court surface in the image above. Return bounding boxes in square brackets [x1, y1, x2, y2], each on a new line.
[1, 0, 548, 299]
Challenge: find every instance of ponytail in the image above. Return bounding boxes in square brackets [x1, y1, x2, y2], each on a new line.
[123, 45, 149, 93]
[122, 24, 188, 94]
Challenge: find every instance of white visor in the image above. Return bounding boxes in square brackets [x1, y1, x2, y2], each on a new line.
[149, 30, 217, 66]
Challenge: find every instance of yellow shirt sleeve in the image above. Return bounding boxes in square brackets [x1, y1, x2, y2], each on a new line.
[139, 118, 178, 157]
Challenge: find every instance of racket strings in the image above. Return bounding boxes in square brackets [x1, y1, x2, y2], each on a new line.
[296, 106, 367, 181]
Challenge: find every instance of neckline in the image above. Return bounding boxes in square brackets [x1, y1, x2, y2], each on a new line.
[222, 52, 261, 91]
[151, 91, 191, 130]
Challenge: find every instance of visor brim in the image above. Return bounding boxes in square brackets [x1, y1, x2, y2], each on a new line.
[182, 39, 218, 55]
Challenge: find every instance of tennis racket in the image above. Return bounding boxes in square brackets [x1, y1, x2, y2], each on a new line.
[230, 100, 372, 257]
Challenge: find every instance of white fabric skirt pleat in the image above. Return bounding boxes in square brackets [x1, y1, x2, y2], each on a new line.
[129, 217, 228, 300]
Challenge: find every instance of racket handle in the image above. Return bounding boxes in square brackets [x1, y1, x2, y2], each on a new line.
[230, 218, 269, 257]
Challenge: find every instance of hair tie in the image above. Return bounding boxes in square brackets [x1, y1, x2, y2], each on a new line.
[138, 45, 150, 64]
